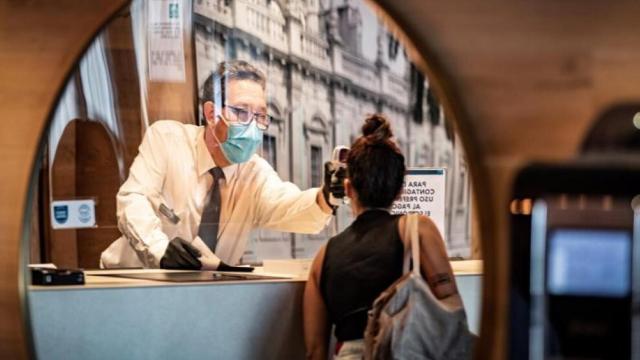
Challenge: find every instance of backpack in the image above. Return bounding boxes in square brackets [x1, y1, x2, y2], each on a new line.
[363, 214, 475, 360]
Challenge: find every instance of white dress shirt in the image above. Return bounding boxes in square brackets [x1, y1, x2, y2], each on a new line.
[100, 120, 331, 268]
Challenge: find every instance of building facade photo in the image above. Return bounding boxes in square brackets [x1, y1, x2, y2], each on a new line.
[193, 0, 473, 260]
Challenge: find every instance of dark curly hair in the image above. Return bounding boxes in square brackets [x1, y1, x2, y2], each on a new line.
[347, 114, 406, 208]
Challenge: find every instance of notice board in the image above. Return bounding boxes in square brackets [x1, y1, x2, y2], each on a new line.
[391, 168, 446, 242]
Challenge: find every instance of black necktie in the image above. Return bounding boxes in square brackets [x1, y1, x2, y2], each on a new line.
[198, 167, 224, 252]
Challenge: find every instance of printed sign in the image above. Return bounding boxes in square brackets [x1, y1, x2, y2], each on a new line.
[391, 168, 446, 242]
[50, 199, 96, 229]
[148, 0, 186, 82]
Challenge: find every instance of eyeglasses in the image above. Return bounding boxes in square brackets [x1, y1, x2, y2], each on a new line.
[225, 105, 272, 130]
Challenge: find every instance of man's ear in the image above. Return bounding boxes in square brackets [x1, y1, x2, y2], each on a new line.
[203, 101, 215, 122]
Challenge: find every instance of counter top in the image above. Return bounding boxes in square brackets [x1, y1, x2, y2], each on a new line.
[29, 260, 482, 291]
[29, 268, 302, 291]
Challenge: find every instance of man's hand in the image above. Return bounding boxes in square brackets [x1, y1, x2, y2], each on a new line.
[160, 237, 202, 269]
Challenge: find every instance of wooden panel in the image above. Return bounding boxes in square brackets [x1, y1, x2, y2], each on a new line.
[0, 1, 129, 357]
[48, 119, 122, 269]
[146, 2, 197, 125]
[75, 122, 121, 269]
[50, 121, 79, 268]
[372, 1, 640, 359]
[104, 13, 144, 169]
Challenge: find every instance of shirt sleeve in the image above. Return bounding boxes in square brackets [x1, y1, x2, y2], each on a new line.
[116, 124, 170, 267]
[253, 158, 331, 234]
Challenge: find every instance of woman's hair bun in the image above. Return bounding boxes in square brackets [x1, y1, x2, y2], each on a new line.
[362, 114, 393, 143]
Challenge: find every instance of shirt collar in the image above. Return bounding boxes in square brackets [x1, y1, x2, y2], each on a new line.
[195, 126, 238, 181]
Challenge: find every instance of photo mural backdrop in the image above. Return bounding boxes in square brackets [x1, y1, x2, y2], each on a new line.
[193, 0, 472, 260]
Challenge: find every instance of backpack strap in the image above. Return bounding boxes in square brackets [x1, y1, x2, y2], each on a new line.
[402, 213, 421, 276]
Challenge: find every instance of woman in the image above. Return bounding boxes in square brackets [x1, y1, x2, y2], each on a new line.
[303, 114, 463, 359]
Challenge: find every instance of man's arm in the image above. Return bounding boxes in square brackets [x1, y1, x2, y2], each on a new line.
[116, 124, 170, 267]
[252, 158, 332, 234]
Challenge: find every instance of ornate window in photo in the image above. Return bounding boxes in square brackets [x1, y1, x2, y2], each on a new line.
[304, 115, 329, 188]
[263, 134, 277, 169]
[310, 145, 322, 187]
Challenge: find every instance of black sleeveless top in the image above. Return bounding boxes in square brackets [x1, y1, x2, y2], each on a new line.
[320, 209, 404, 341]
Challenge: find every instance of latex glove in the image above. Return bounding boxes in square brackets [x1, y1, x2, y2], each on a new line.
[322, 161, 347, 208]
[199, 252, 222, 270]
[160, 237, 202, 269]
[199, 253, 251, 272]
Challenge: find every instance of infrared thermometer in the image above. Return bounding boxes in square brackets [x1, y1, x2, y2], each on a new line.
[329, 146, 349, 206]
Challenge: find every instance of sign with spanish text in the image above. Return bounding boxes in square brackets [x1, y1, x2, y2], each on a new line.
[50, 199, 96, 229]
[148, 0, 186, 82]
[391, 168, 446, 242]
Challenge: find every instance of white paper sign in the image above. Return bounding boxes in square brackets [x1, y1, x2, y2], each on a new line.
[148, 0, 185, 82]
[50, 199, 96, 229]
[391, 168, 446, 242]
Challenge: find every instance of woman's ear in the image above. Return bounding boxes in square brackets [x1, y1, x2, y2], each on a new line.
[344, 178, 353, 199]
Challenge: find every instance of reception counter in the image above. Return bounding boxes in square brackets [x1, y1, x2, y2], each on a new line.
[28, 264, 482, 360]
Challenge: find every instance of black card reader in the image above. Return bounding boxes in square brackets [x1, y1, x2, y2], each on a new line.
[31, 268, 85, 286]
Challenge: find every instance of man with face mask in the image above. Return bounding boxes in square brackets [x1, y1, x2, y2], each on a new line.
[100, 60, 339, 269]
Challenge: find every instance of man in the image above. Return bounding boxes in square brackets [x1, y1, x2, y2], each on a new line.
[100, 60, 339, 269]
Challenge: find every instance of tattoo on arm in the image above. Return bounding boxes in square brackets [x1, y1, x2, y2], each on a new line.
[428, 273, 452, 287]
[428, 273, 459, 299]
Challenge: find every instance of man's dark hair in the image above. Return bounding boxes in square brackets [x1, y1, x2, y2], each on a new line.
[347, 114, 406, 208]
[201, 60, 266, 106]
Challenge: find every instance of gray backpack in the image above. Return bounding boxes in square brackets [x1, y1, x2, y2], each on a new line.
[363, 214, 475, 360]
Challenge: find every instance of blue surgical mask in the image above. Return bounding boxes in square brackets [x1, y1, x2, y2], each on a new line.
[214, 116, 263, 164]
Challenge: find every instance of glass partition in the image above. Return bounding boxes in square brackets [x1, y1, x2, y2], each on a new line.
[28, 0, 475, 269]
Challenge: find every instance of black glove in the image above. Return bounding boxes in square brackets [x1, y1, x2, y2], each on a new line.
[160, 237, 202, 269]
[322, 161, 347, 209]
[217, 261, 255, 272]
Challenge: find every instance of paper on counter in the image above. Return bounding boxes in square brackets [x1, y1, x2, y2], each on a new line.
[450, 260, 483, 275]
[29, 263, 58, 269]
[262, 259, 313, 279]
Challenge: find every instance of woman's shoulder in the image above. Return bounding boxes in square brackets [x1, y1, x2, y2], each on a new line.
[416, 214, 439, 232]
[309, 244, 327, 283]
[397, 213, 444, 245]
[325, 221, 358, 248]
